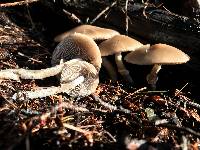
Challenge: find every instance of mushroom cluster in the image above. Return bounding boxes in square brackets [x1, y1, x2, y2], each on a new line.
[54, 24, 120, 82]
[54, 24, 190, 90]
[55, 25, 145, 82]
[0, 24, 191, 100]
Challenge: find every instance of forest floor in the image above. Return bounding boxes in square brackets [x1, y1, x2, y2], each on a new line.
[0, 1, 200, 150]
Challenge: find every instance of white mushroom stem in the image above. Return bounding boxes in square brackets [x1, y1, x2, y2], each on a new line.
[0, 70, 20, 81]
[102, 57, 118, 81]
[146, 64, 162, 88]
[18, 65, 64, 79]
[115, 53, 133, 83]
[0, 63, 65, 81]
[12, 76, 84, 100]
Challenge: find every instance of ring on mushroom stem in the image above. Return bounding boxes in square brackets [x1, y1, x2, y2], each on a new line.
[125, 43, 190, 89]
[99, 35, 144, 83]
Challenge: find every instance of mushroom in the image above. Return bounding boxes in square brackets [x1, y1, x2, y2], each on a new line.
[0, 33, 102, 99]
[54, 24, 120, 42]
[51, 33, 102, 97]
[12, 59, 98, 99]
[124, 43, 190, 89]
[54, 25, 120, 81]
[1, 33, 102, 98]
[52, 33, 102, 71]
[99, 35, 144, 83]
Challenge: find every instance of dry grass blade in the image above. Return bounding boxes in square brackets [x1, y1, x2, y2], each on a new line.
[60, 102, 89, 112]
[155, 123, 200, 137]
[17, 52, 43, 64]
[125, 0, 129, 35]
[63, 123, 98, 143]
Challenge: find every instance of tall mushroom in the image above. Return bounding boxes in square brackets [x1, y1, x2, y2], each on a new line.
[54, 24, 120, 81]
[52, 33, 102, 97]
[124, 43, 190, 89]
[99, 35, 144, 83]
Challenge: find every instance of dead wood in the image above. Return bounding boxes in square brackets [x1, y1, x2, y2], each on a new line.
[52, 1, 200, 54]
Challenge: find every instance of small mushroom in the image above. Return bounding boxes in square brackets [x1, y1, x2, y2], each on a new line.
[54, 24, 120, 42]
[99, 35, 144, 83]
[124, 43, 190, 89]
[52, 33, 102, 97]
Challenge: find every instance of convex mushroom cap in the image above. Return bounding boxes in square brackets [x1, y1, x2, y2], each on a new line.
[54, 24, 120, 42]
[99, 35, 144, 83]
[51, 33, 102, 71]
[99, 35, 144, 56]
[125, 43, 190, 65]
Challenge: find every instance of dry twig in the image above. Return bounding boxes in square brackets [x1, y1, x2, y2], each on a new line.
[63, 9, 83, 24]
[0, 0, 39, 7]
[17, 52, 43, 64]
[90, 1, 117, 24]
[125, 0, 129, 35]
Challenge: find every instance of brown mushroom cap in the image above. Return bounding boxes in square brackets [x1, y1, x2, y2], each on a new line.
[54, 25, 120, 42]
[125, 43, 190, 65]
[99, 35, 143, 56]
[51, 33, 102, 71]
